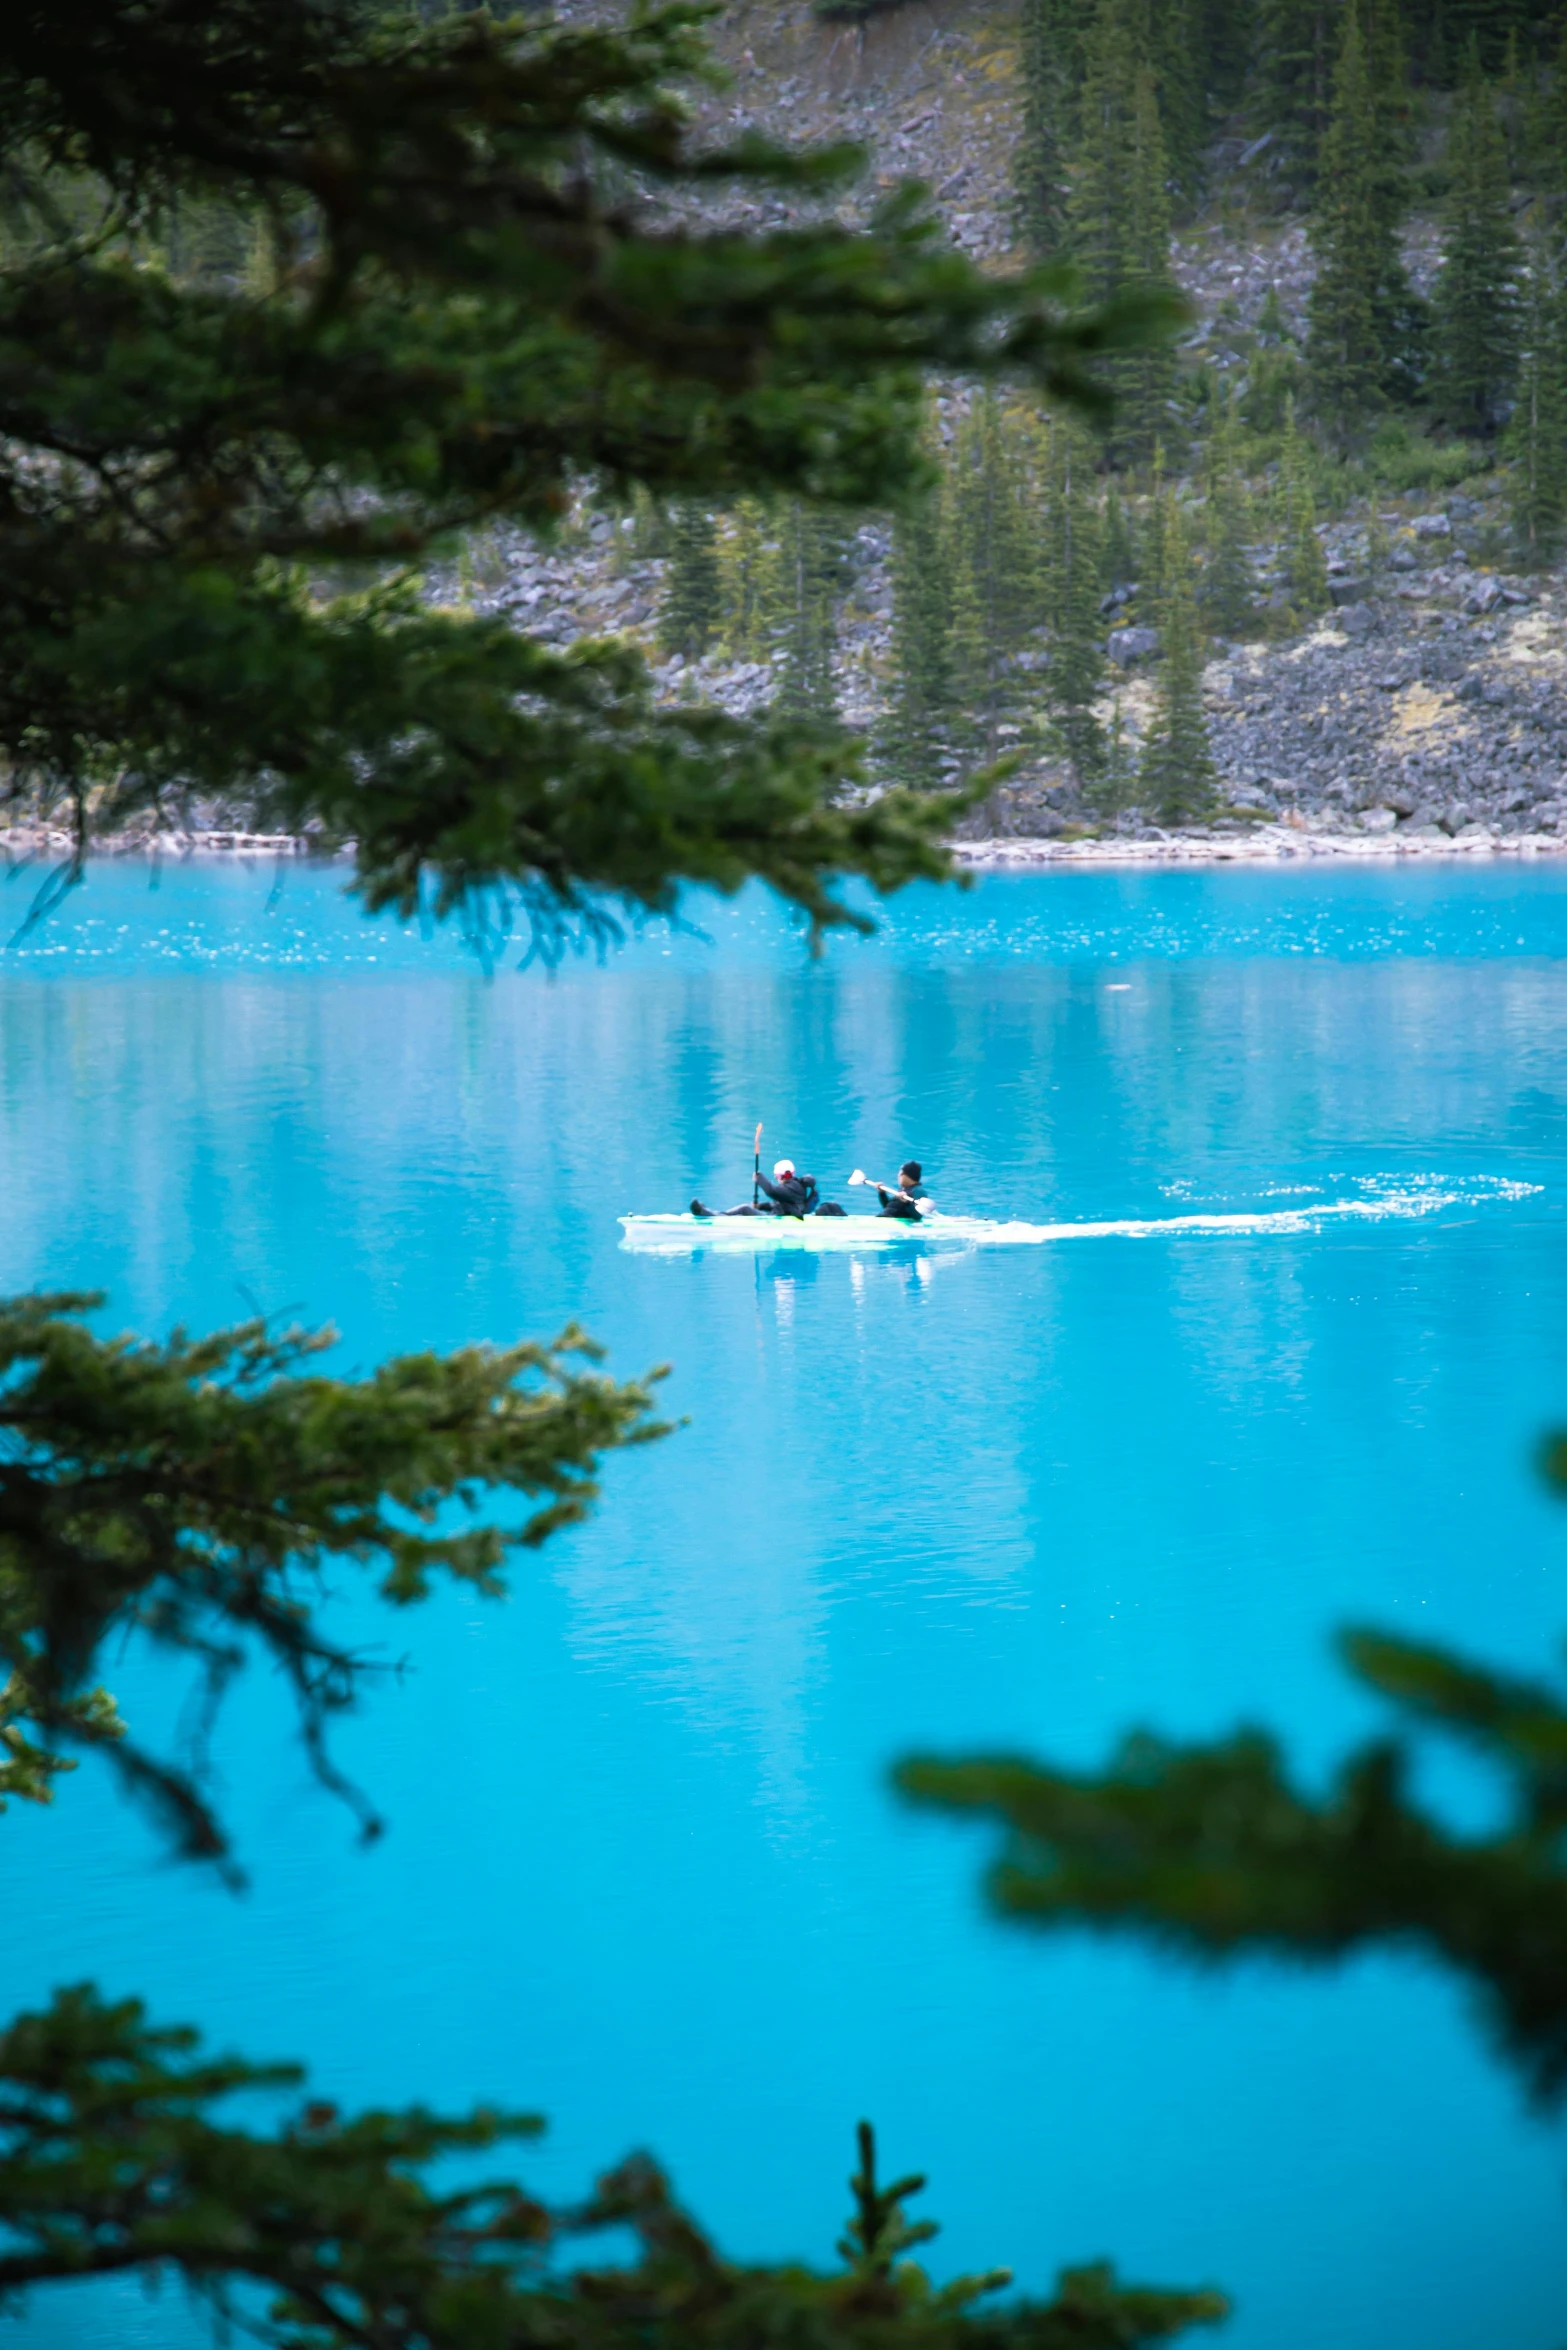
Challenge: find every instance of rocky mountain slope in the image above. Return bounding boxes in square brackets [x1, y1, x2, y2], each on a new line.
[629, 0, 1567, 857]
[26, 0, 1559, 866]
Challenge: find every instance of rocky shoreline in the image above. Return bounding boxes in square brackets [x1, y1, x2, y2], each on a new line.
[955, 823, 1567, 866]
[6, 818, 1563, 876]
[0, 828, 323, 861]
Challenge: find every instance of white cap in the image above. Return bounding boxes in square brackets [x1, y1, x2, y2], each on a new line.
[773, 1158, 795, 1179]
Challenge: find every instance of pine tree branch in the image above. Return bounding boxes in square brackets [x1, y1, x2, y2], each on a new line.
[0, 1292, 670, 1875]
[896, 1618, 1567, 2105]
[0, 1987, 1229, 2350]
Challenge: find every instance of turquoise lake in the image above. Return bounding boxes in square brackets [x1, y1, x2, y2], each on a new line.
[5, 856, 1567, 2348]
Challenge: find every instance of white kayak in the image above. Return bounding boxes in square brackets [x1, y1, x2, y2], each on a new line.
[621, 1209, 983, 1252]
[618, 1180, 1538, 1255]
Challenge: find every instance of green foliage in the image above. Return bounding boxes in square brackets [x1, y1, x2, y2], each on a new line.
[1084, 697, 1140, 821]
[1507, 236, 1567, 562]
[899, 1431, 1567, 2112]
[1239, 342, 1303, 436]
[0, 1989, 1230, 2350]
[1041, 421, 1106, 780]
[1120, 69, 1183, 463]
[1138, 494, 1218, 825]
[1445, 0, 1541, 77]
[659, 506, 722, 660]
[1279, 397, 1331, 614]
[882, 481, 954, 791]
[718, 502, 775, 663]
[813, 0, 922, 19]
[1306, 0, 1421, 434]
[1198, 0, 1257, 112]
[896, 1615, 1567, 2105]
[1140, 443, 1170, 613]
[1201, 395, 1256, 635]
[1362, 417, 1487, 492]
[1148, 0, 1210, 206]
[1017, 0, 1080, 257]
[1067, 0, 1182, 466]
[1103, 481, 1138, 585]
[774, 503, 853, 722]
[882, 397, 1115, 789]
[0, 0, 1167, 941]
[1, 1684, 118, 1815]
[1253, 0, 1338, 187]
[1526, 12, 1567, 193]
[0, 1291, 668, 1874]
[1431, 63, 1523, 432]
[942, 395, 1045, 760]
[1020, 0, 1209, 254]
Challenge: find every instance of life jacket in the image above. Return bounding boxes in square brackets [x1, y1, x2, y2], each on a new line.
[758, 1170, 818, 1216]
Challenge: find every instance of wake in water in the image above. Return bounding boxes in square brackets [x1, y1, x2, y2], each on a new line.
[619, 1176, 1540, 1253]
[973, 1174, 1540, 1246]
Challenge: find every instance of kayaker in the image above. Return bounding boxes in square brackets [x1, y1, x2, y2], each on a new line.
[875, 1160, 929, 1222]
[692, 1159, 842, 1219]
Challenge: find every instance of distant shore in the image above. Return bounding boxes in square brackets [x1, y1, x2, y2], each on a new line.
[953, 824, 1567, 869]
[6, 820, 1567, 875]
[0, 828, 323, 862]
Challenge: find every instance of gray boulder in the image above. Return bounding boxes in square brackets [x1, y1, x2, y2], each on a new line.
[1107, 626, 1161, 664]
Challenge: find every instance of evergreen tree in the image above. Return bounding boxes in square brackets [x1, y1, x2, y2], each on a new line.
[629, 484, 672, 564]
[1068, 0, 1180, 465]
[882, 482, 955, 789]
[1202, 393, 1256, 635]
[1138, 493, 1219, 825]
[718, 500, 774, 661]
[1122, 66, 1182, 461]
[1526, 11, 1567, 195]
[1104, 479, 1139, 587]
[1307, 0, 1419, 435]
[1070, 0, 1145, 305]
[1016, 0, 1079, 257]
[1147, 0, 1209, 207]
[1041, 422, 1106, 781]
[1085, 696, 1141, 820]
[1506, 230, 1567, 563]
[1427, 0, 1451, 84]
[1499, 24, 1526, 172]
[1197, 0, 1255, 112]
[1448, 0, 1530, 73]
[1431, 59, 1523, 433]
[658, 503, 721, 658]
[1364, 494, 1392, 579]
[1253, 0, 1337, 187]
[1280, 397, 1332, 614]
[1142, 440, 1170, 615]
[774, 502, 850, 722]
[941, 393, 1042, 760]
[1245, 285, 1305, 442]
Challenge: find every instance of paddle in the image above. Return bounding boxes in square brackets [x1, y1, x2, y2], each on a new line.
[753, 1122, 762, 1208]
[849, 1170, 929, 1217]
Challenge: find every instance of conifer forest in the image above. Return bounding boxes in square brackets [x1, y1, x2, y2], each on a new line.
[629, 0, 1567, 842]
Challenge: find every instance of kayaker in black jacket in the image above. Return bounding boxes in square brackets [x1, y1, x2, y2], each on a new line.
[874, 1160, 929, 1221]
[692, 1158, 842, 1218]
